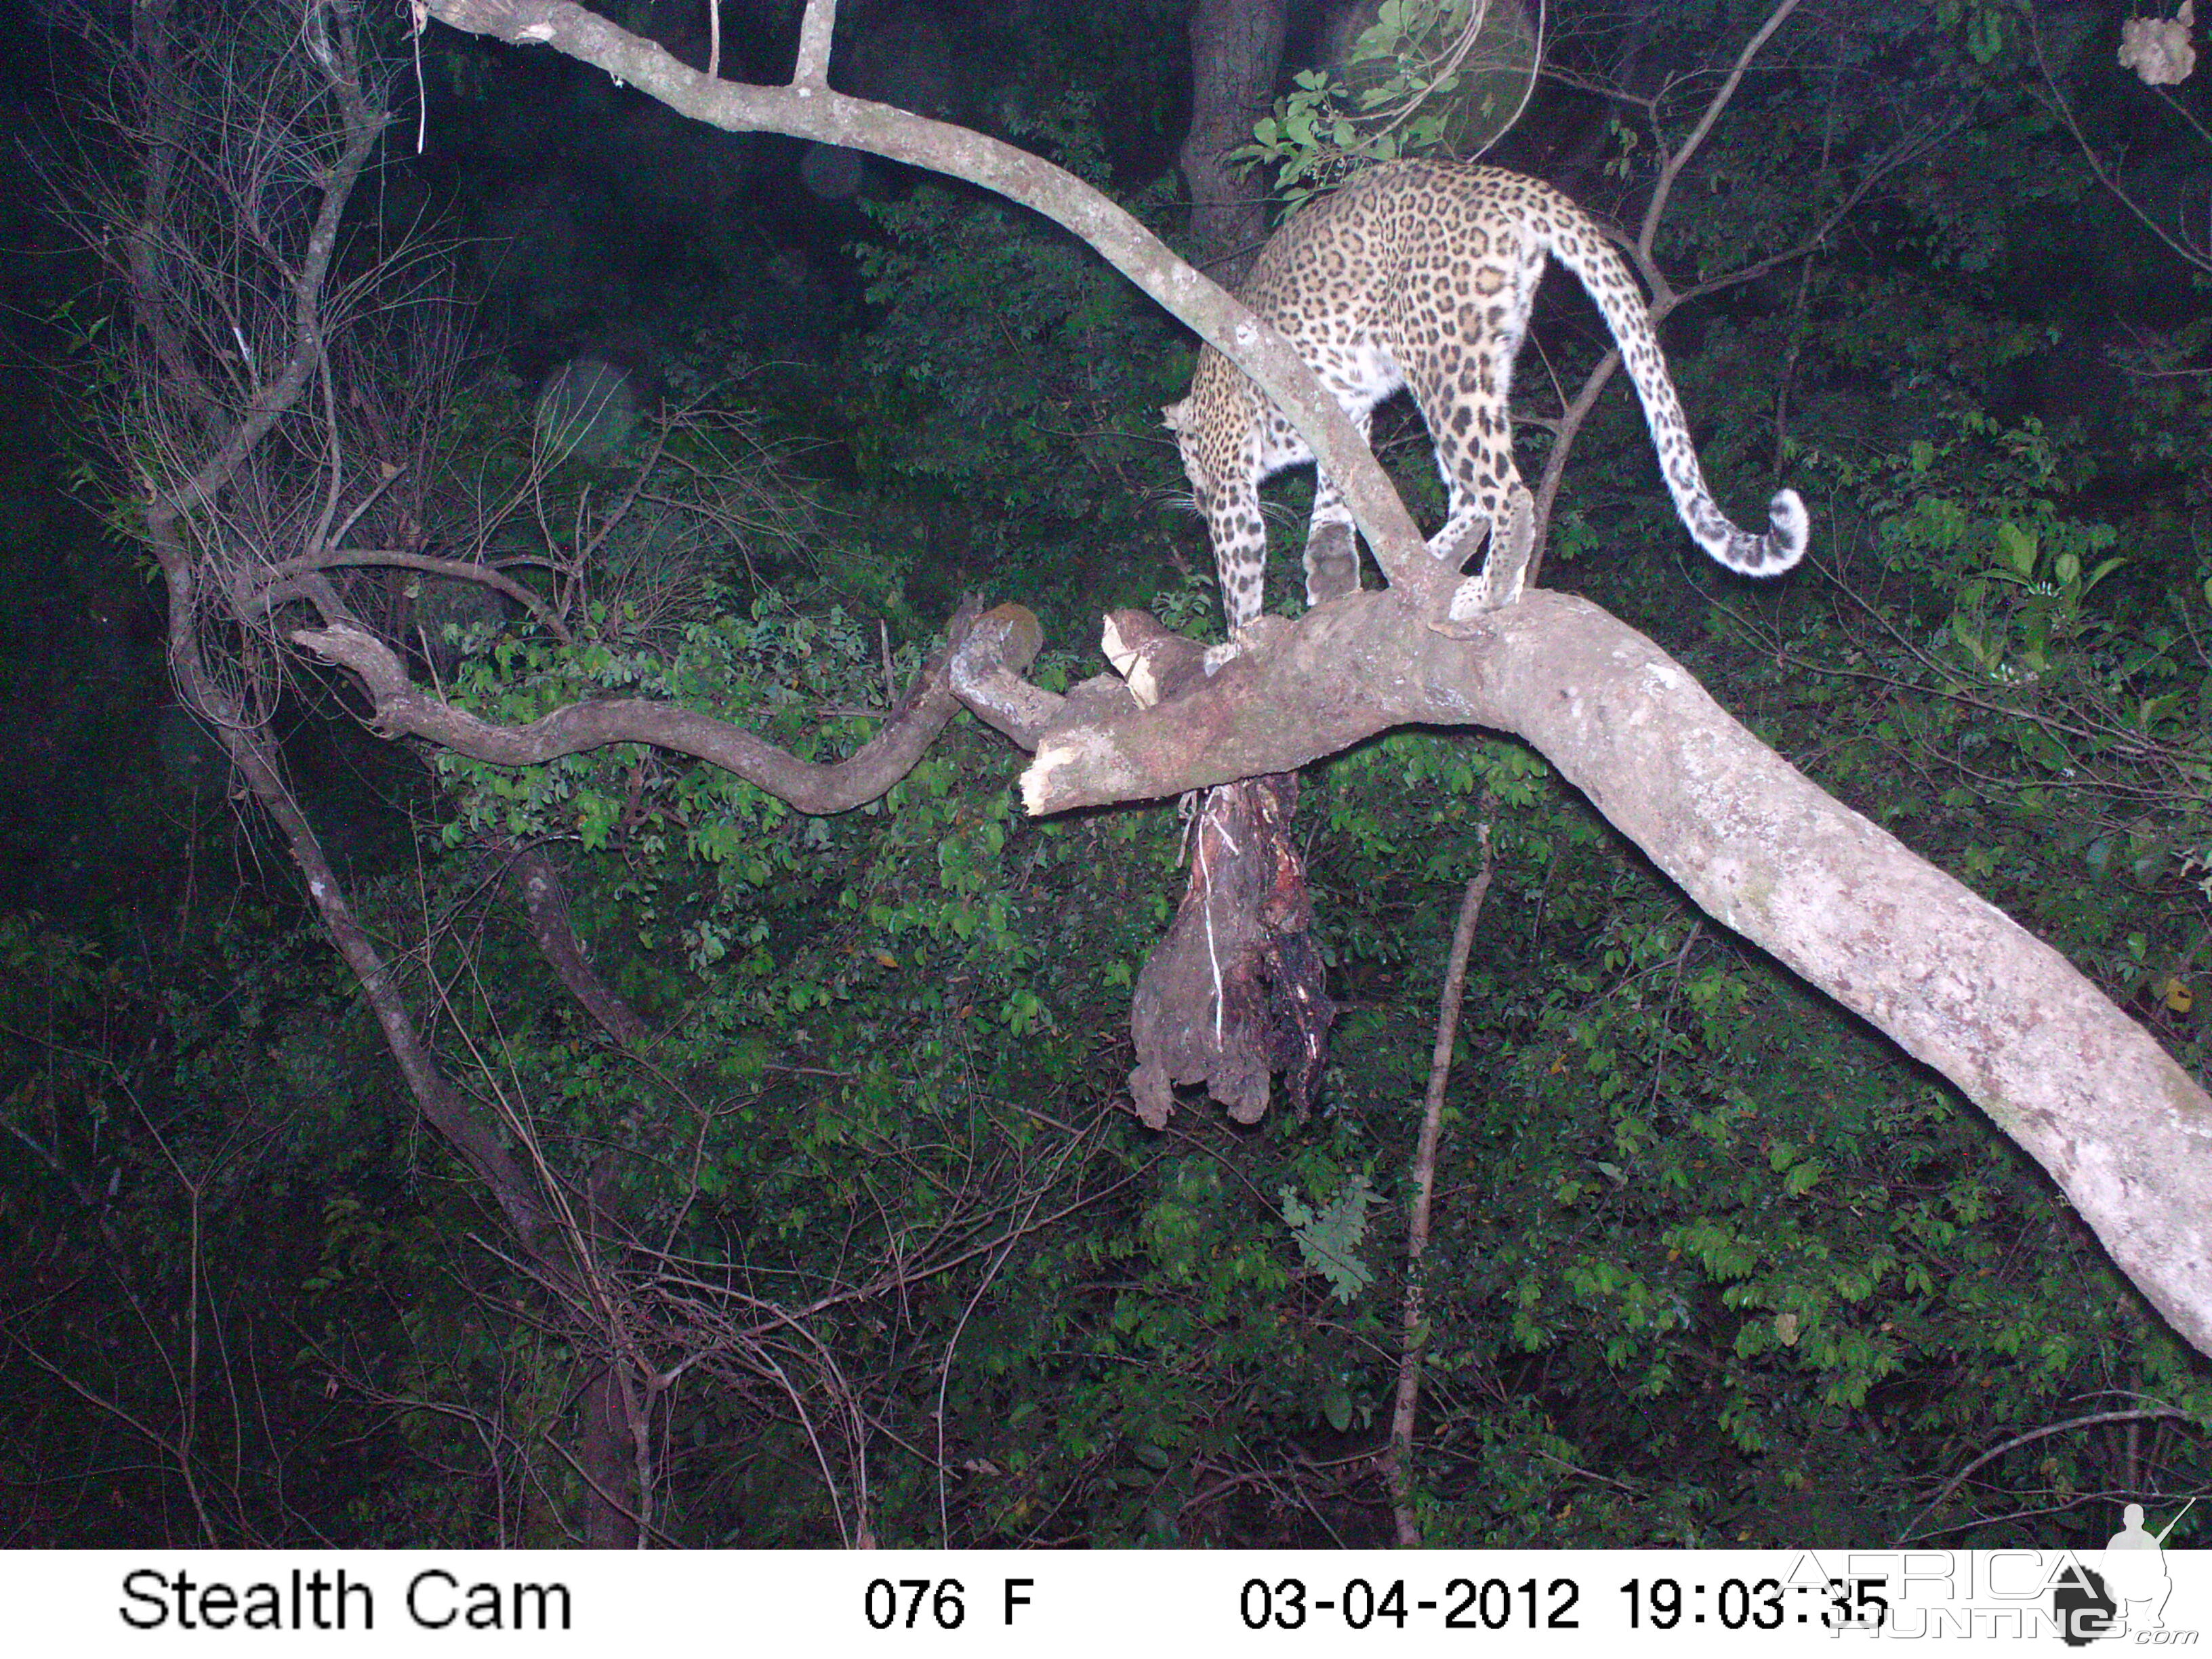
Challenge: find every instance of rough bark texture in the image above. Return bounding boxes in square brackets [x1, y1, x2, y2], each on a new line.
[513, 846, 655, 1050]
[1021, 588, 2212, 1359]
[416, 1, 2212, 1361]
[295, 602, 981, 815]
[1179, 0, 1287, 282]
[578, 1363, 634, 1548]
[947, 602, 1057, 745]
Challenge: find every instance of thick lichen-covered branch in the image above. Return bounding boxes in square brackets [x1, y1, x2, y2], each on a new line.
[1021, 588, 2212, 1361]
[293, 603, 997, 815]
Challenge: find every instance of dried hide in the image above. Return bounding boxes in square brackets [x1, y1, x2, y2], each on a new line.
[1128, 773, 1335, 1127]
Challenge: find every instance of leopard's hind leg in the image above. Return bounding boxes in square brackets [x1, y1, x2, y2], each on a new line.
[1399, 336, 1517, 591]
[1301, 403, 1372, 608]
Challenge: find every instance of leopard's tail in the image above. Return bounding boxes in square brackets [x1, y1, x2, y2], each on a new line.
[1546, 224, 1807, 577]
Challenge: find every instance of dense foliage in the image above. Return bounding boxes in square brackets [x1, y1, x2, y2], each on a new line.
[1, 0, 2207, 1549]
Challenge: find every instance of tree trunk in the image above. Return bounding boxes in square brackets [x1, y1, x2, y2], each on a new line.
[1179, 0, 1286, 281]
[579, 1363, 640, 1547]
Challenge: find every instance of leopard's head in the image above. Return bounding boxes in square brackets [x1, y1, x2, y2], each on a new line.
[1161, 394, 1215, 514]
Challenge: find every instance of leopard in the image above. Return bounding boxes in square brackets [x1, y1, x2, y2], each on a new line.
[1163, 158, 1808, 632]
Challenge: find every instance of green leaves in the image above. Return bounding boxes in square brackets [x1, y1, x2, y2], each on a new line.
[1281, 1172, 1376, 1303]
[1230, 0, 1536, 198]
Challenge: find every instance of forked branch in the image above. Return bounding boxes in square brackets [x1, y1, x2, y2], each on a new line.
[417, 0, 1431, 589]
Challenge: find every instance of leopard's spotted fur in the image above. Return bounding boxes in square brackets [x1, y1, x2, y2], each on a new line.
[1163, 159, 1808, 629]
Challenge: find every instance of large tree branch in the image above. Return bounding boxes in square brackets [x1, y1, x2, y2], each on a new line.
[415, 0, 1427, 588]
[406, 0, 2212, 1369]
[249, 548, 575, 644]
[91, 1, 655, 1540]
[292, 602, 994, 815]
[510, 845, 655, 1051]
[108, 1, 566, 1257]
[1020, 588, 2212, 1357]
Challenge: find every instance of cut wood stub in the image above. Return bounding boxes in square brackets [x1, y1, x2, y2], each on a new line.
[1101, 608, 1210, 708]
[1128, 772, 1336, 1129]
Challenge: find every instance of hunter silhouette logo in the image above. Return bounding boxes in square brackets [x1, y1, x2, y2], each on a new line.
[2051, 1500, 2192, 1646]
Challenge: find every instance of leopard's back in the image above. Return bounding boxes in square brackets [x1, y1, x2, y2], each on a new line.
[1166, 159, 1806, 629]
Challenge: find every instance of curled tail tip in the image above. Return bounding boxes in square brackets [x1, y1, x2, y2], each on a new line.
[1725, 487, 1807, 576]
[1768, 488, 1809, 565]
[1690, 487, 1809, 577]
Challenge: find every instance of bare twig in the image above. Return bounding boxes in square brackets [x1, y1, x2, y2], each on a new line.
[419, 0, 1429, 588]
[1637, 0, 1801, 250]
[1523, 106, 1954, 587]
[2029, 7, 2211, 276]
[1896, 1406, 2192, 1544]
[1385, 821, 1494, 1547]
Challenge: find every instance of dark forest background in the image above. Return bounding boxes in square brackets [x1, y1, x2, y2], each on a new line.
[1, 0, 2209, 1549]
